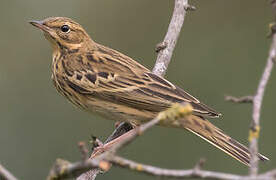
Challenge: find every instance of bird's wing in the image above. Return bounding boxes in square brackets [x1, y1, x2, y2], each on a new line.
[65, 47, 221, 117]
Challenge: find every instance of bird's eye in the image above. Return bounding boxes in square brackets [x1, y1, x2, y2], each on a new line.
[60, 25, 70, 33]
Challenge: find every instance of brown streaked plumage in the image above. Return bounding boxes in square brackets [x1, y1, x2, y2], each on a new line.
[30, 17, 269, 166]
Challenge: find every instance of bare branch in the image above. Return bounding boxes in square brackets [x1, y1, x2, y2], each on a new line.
[224, 95, 253, 103]
[60, 103, 191, 179]
[77, 125, 136, 180]
[47, 158, 111, 180]
[0, 163, 18, 180]
[249, 25, 276, 175]
[49, 154, 276, 180]
[109, 156, 276, 180]
[152, 0, 192, 77]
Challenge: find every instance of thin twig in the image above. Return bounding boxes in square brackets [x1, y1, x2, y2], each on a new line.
[47, 158, 110, 180]
[249, 28, 276, 175]
[193, 158, 206, 172]
[152, 0, 192, 77]
[0, 163, 18, 180]
[224, 95, 254, 103]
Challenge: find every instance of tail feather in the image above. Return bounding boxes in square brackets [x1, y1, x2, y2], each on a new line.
[178, 115, 269, 166]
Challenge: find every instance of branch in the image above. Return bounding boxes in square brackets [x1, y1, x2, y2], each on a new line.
[49, 152, 276, 180]
[224, 95, 253, 103]
[49, 103, 276, 180]
[249, 24, 276, 175]
[47, 158, 107, 180]
[0, 163, 18, 180]
[152, 0, 193, 77]
[110, 156, 276, 180]
[48, 103, 193, 180]
[77, 123, 135, 180]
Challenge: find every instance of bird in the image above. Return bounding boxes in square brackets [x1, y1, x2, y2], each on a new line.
[30, 17, 268, 166]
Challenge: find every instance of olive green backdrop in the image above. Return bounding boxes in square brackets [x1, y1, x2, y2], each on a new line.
[0, 0, 274, 179]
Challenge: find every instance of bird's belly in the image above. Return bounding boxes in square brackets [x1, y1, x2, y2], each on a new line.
[51, 73, 155, 125]
[83, 97, 156, 125]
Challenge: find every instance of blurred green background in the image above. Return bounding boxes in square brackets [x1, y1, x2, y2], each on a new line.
[0, 0, 275, 179]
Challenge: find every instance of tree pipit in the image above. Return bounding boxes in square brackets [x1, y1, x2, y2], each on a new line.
[30, 17, 269, 166]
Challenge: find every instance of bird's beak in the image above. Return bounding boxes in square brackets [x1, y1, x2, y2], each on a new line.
[29, 20, 50, 32]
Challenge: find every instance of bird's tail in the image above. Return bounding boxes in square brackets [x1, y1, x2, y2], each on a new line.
[176, 115, 269, 166]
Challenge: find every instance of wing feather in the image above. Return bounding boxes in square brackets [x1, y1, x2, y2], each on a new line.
[65, 45, 221, 118]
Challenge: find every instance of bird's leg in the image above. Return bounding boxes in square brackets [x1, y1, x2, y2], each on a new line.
[90, 122, 134, 158]
[104, 122, 134, 143]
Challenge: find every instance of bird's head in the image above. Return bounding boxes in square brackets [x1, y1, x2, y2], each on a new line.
[30, 17, 92, 51]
